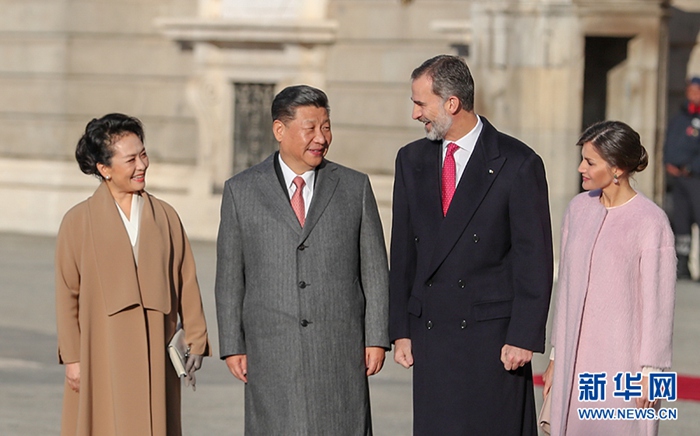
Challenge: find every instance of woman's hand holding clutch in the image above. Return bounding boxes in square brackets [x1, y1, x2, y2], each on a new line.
[184, 354, 203, 391]
[542, 359, 554, 399]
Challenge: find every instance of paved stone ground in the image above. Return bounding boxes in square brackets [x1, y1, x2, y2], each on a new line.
[0, 232, 697, 435]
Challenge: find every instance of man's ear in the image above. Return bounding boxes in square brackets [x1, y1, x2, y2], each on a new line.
[272, 119, 286, 143]
[445, 96, 462, 115]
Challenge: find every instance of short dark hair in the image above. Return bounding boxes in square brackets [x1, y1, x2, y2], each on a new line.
[75, 113, 145, 179]
[411, 55, 475, 112]
[271, 85, 330, 124]
[577, 121, 648, 175]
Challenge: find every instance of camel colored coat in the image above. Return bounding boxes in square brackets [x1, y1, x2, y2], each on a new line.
[55, 182, 210, 436]
[549, 191, 675, 436]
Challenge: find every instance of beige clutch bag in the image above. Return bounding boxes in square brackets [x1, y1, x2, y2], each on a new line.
[167, 326, 189, 378]
[539, 391, 552, 435]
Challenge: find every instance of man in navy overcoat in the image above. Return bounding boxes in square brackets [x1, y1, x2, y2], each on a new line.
[389, 55, 553, 435]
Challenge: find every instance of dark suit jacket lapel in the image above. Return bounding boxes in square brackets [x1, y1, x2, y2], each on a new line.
[255, 154, 304, 235]
[428, 119, 506, 276]
[301, 159, 338, 241]
[415, 141, 444, 224]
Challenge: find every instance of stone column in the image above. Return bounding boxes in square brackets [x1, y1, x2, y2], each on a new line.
[469, 0, 669, 254]
[690, 31, 700, 72]
[470, 0, 583, 249]
[585, 1, 668, 202]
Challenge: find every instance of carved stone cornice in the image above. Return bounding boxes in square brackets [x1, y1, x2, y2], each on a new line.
[430, 20, 472, 44]
[154, 17, 338, 48]
[471, 1, 665, 16]
[573, 0, 667, 16]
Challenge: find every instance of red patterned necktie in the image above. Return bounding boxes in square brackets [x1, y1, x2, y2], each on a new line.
[291, 176, 306, 226]
[441, 142, 459, 216]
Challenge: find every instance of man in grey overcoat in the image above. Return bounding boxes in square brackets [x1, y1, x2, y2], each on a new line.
[215, 85, 390, 435]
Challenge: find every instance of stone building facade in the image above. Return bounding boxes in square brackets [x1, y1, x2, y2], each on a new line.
[1, 0, 699, 241]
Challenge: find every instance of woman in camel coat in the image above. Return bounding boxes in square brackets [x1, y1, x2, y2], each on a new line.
[55, 113, 210, 436]
[542, 121, 676, 435]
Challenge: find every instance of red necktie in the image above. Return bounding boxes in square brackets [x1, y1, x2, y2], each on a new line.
[441, 142, 459, 216]
[291, 176, 306, 226]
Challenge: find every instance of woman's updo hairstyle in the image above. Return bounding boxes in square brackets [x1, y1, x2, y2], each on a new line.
[576, 120, 648, 176]
[75, 113, 145, 179]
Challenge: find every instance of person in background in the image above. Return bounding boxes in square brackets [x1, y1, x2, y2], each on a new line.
[664, 76, 700, 279]
[543, 121, 676, 435]
[56, 113, 210, 436]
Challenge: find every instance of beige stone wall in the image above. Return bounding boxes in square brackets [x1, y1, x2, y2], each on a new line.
[323, 0, 471, 237]
[325, 0, 672, 251]
[0, 0, 198, 162]
[0, 0, 218, 237]
[324, 0, 470, 177]
[1, 0, 698, 243]
[606, 32, 664, 197]
[152, 0, 340, 240]
[690, 32, 700, 75]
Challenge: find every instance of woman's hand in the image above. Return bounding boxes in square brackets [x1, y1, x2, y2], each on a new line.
[636, 375, 657, 409]
[542, 359, 554, 399]
[65, 362, 80, 392]
[185, 354, 204, 391]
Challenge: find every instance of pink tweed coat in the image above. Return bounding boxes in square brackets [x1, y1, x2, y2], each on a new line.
[549, 190, 676, 435]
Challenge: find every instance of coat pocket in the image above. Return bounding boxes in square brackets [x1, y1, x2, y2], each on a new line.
[407, 295, 422, 317]
[473, 299, 512, 321]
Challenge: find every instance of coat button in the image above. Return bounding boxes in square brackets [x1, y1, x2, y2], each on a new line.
[426, 280, 433, 287]
[414, 237, 419, 243]
[473, 234, 479, 243]
[458, 279, 465, 288]
[461, 320, 467, 329]
[298, 281, 307, 289]
[298, 244, 307, 251]
[426, 320, 433, 330]
[300, 319, 309, 327]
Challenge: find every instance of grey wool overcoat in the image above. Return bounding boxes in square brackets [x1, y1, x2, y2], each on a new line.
[215, 153, 389, 435]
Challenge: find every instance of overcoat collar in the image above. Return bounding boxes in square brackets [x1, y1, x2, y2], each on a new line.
[412, 140, 444, 228]
[87, 182, 171, 316]
[255, 153, 339, 240]
[302, 159, 338, 240]
[427, 117, 507, 277]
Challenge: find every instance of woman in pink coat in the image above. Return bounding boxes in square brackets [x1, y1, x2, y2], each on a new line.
[542, 121, 676, 435]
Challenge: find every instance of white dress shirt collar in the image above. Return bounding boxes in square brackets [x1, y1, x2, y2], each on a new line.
[116, 193, 143, 263]
[442, 115, 483, 185]
[278, 154, 315, 215]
